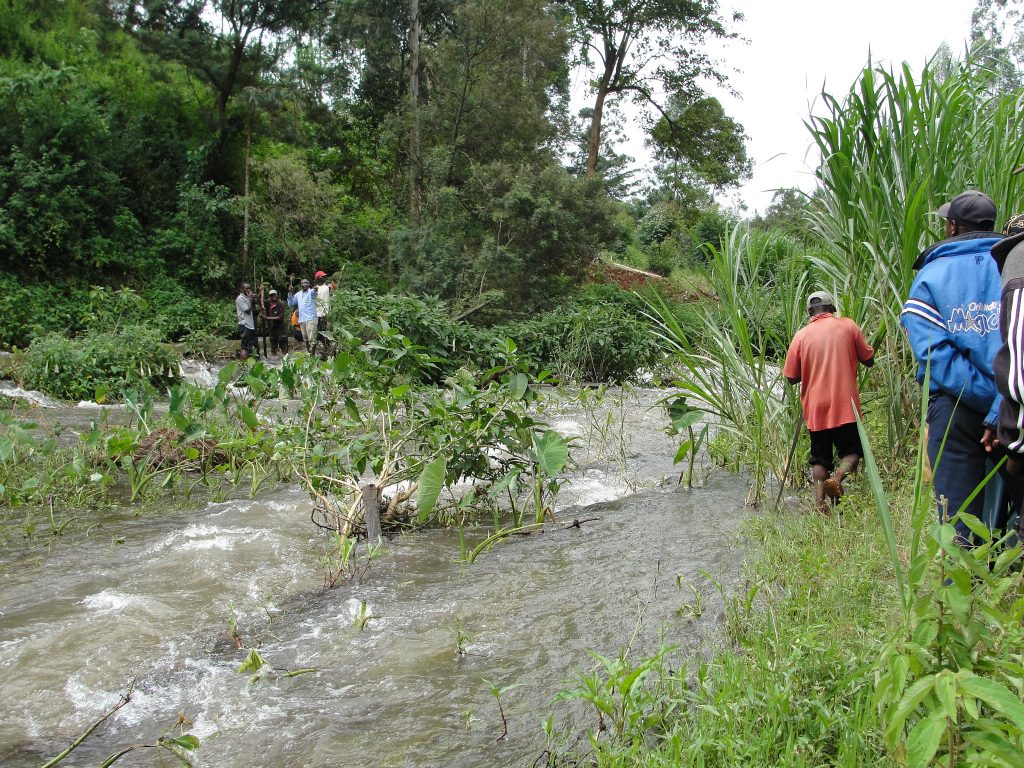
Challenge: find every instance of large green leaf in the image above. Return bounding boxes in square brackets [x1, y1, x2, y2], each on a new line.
[239, 403, 259, 431]
[218, 361, 239, 385]
[905, 710, 946, 768]
[964, 730, 1021, 766]
[885, 675, 936, 746]
[672, 439, 693, 465]
[533, 430, 568, 477]
[508, 373, 528, 400]
[170, 734, 200, 751]
[671, 410, 702, 433]
[958, 673, 1024, 732]
[416, 456, 447, 523]
[237, 649, 266, 674]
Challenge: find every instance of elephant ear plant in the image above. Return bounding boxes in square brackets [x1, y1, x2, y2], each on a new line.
[283, 335, 573, 540]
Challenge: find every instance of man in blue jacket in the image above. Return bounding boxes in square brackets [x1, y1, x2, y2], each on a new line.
[901, 191, 1004, 539]
[288, 277, 318, 353]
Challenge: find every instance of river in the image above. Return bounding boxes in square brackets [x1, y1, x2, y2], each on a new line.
[0, 382, 750, 767]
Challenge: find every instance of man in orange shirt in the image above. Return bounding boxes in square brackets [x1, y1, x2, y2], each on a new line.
[783, 291, 875, 512]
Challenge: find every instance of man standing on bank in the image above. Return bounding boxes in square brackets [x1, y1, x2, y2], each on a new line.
[288, 276, 318, 353]
[901, 191, 1005, 540]
[236, 282, 259, 361]
[262, 288, 286, 356]
[784, 290, 875, 512]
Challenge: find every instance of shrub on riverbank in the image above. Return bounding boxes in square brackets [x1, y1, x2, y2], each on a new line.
[18, 328, 180, 401]
[504, 288, 662, 382]
[0, 274, 235, 350]
[328, 284, 665, 384]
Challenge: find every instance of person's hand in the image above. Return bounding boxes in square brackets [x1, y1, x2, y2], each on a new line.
[1007, 453, 1024, 477]
[981, 427, 1000, 452]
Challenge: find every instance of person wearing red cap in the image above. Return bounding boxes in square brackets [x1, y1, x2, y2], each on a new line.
[783, 290, 874, 512]
[314, 270, 333, 339]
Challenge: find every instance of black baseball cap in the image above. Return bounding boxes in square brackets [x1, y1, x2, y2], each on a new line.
[937, 191, 997, 227]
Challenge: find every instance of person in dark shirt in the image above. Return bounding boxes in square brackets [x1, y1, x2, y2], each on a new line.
[262, 288, 286, 356]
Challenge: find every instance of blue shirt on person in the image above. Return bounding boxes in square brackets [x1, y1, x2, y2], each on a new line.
[289, 288, 317, 322]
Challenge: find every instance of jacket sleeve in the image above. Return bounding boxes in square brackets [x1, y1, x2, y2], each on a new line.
[985, 394, 1003, 429]
[997, 276, 1024, 451]
[901, 283, 997, 416]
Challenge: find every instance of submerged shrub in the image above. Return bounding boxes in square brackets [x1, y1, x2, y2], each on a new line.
[324, 284, 664, 383]
[19, 328, 180, 401]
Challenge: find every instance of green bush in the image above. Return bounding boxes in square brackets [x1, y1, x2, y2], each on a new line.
[140, 279, 236, 340]
[645, 238, 680, 276]
[0, 275, 90, 348]
[501, 286, 662, 382]
[0, 275, 235, 350]
[19, 328, 181, 401]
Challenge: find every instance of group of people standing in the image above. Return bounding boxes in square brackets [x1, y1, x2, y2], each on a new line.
[235, 271, 334, 360]
[785, 190, 1024, 542]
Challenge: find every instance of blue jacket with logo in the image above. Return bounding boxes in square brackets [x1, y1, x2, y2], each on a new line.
[900, 232, 1003, 426]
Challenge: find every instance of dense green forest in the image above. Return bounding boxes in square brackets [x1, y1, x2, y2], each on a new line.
[0, 0, 752, 351]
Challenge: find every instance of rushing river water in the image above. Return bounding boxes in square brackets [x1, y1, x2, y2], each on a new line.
[0, 382, 750, 767]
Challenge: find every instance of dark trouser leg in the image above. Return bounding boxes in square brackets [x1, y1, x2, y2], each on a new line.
[991, 446, 1024, 540]
[926, 393, 988, 540]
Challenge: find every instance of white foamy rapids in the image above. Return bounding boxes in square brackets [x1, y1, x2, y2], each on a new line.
[346, 597, 376, 623]
[75, 400, 125, 409]
[179, 360, 220, 388]
[81, 589, 145, 614]
[62, 676, 125, 728]
[0, 384, 60, 408]
[552, 419, 584, 436]
[143, 520, 271, 556]
[560, 471, 632, 508]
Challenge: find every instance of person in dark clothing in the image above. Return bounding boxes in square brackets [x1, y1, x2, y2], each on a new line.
[235, 282, 259, 360]
[989, 213, 1024, 539]
[262, 288, 286, 356]
[901, 191, 1022, 540]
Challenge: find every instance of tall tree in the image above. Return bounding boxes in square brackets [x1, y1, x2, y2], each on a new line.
[409, 0, 422, 221]
[648, 92, 750, 207]
[971, 0, 1024, 87]
[121, 0, 329, 181]
[561, 0, 736, 177]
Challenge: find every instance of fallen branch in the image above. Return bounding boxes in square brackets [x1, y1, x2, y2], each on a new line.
[562, 516, 600, 529]
[41, 683, 135, 768]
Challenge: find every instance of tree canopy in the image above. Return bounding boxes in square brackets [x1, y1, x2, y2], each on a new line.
[0, 0, 752, 343]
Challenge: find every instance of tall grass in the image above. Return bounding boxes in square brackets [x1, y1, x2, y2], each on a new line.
[807, 49, 1024, 460]
[654, 50, 1024, 484]
[647, 226, 810, 504]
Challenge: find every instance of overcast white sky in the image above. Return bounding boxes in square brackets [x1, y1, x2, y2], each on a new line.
[573, 0, 979, 214]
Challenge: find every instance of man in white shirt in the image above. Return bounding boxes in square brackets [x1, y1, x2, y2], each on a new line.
[314, 270, 332, 325]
